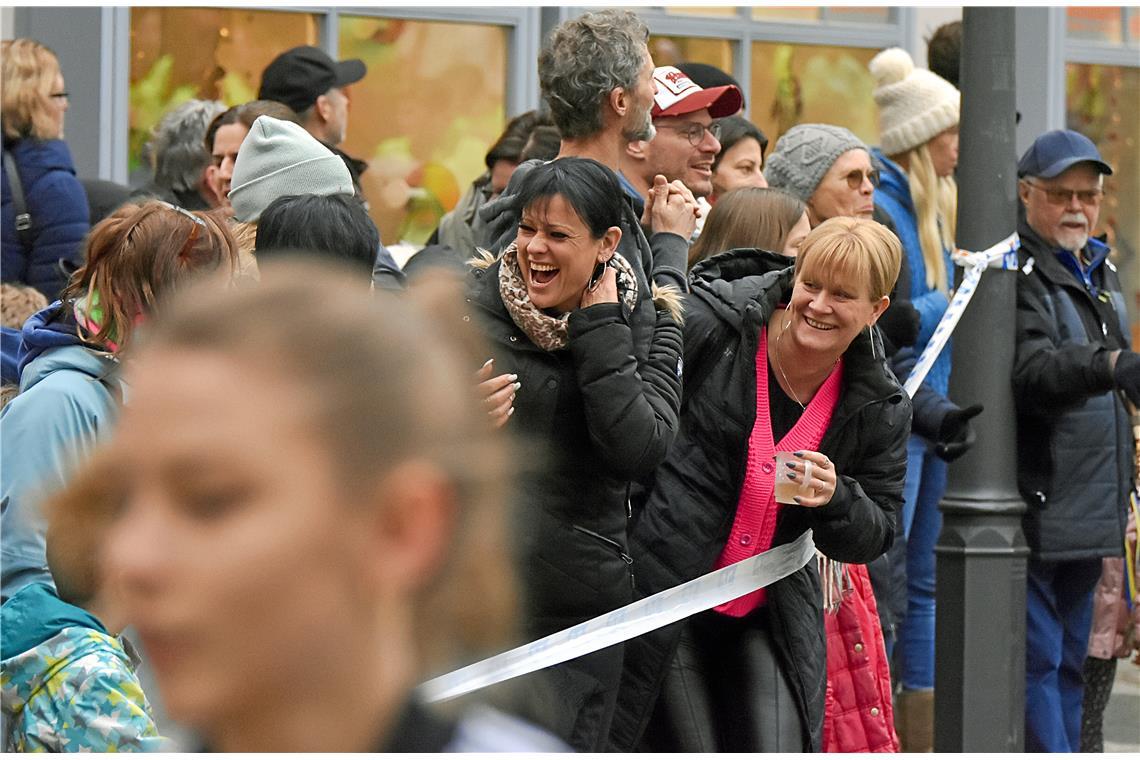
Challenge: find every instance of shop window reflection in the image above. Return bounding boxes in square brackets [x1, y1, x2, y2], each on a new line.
[129, 8, 318, 180]
[648, 35, 734, 72]
[1067, 63, 1140, 338]
[749, 41, 878, 147]
[338, 16, 508, 246]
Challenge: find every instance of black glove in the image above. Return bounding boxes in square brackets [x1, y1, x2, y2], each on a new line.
[934, 403, 984, 462]
[1113, 350, 1140, 406]
[876, 300, 921, 352]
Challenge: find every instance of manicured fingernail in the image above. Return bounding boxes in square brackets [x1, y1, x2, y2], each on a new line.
[793, 496, 803, 504]
[785, 462, 797, 470]
[787, 472, 797, 480]
[793, 451, 805, 457]
[509, 374, 518, 381]
[482, 359, 493, 368]
[507, 407, 515, 416]
[510, 393, 516, 402]
[513, 382, 522, 391]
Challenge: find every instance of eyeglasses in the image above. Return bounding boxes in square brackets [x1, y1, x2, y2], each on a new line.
[155, 200, 208, 259]
[1023, 180, 1104, 206]
[842, 168, 880, 190]
[49, 92, 69, 101]
[655, 120, 722, 146]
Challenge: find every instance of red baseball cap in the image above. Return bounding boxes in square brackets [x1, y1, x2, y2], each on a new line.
[651, 66, 742, 119]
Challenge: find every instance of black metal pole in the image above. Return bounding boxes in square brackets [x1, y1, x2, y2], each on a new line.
[934, 7, 1028, 753]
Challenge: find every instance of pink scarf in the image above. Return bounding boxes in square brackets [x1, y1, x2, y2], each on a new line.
[713, 326, 844, 616]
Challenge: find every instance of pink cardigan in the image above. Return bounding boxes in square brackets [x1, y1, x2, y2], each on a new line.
[712, 326, 844, 616]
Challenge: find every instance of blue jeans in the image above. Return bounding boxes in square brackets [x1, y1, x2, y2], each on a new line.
[896, 435, 946, 690]
[1025, 557, 1101, 753]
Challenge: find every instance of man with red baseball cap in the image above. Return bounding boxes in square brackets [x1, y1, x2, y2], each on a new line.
[621, 65, 742, 202]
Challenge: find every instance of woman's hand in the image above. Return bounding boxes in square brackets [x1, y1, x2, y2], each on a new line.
[783, 450, 838, 507]
[475, 359, 518, 428]
[579, 262, 618, 309]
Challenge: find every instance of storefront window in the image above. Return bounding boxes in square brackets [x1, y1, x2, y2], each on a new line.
[338, 15, 508, 245]
[749, 41, 879, 148]
[129, 8, 318, 179]
[663, 6, 739, 18]
[751, 7, 890, 24]
[1066, 62, 1140, 336]
[1066, 7, 1126, 44]
[752, 7, 822, 23]
[648, 35, 734, 73]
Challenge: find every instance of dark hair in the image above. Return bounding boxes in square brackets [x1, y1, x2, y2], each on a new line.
[676, 61, 746, 111]
[711, 115, 768, 174]
[203, 99, 298, 153]
[513, 157, 623, 239]
[926, 21, 962, 88]
[255, 193, 380, 278]
[485, 109, 551, 169]
[521, 125, 562, 163]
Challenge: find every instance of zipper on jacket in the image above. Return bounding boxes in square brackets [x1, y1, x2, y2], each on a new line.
[572, 523, 636, 591]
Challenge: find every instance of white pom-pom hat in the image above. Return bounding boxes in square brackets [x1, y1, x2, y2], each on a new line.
[869, 47, 959, 156]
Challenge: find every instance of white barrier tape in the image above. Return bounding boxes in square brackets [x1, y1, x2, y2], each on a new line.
[419, 529, 817, 703]
[903, 232, 1020, 398]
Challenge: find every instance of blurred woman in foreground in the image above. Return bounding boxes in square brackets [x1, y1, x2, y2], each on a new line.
[97, 262, 560, 751]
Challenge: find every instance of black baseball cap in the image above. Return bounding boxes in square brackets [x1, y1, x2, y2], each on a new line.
[258, 46, 366, 113]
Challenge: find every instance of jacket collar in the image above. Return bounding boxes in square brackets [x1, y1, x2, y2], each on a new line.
[0, 583, 108, 661]
[691, 247, 901, 406]
[1018, 211, 1113, 292]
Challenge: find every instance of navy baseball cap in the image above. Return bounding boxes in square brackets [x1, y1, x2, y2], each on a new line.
[1017, 129, 1112, 178]
[259, 46, 366, 113]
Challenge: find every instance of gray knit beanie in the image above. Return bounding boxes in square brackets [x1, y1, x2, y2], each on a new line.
[764, 123, 869, 203]
[228, 115, 354, 223]
[869, 47, 959, 156]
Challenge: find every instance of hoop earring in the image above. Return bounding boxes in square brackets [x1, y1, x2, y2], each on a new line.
[783, 301, 793, 330]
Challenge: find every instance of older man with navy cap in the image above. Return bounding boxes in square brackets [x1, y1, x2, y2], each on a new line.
[1012, 128, 1130, 752]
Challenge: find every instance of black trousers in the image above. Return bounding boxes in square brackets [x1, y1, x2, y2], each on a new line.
[639, 607, 807, 752]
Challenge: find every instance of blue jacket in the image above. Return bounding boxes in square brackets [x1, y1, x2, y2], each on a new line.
[1, 583, 162, 751]
[0, 303, 121, 601]
[871, 149, 953, 396]
[1, 138, 89, 301]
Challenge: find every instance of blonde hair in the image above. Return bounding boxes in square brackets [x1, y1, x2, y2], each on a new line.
[897, 143, 957, 292]
[1, 39, 63, 140]
[795, 216, 902, 302]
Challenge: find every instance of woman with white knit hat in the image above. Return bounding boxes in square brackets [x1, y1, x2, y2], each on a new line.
[868, 45, 966, 753]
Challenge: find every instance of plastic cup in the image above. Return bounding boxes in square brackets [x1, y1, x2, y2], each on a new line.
[774, 452, 813, 504]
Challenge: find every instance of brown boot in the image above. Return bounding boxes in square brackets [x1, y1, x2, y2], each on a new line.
[895, 688, 934, 752]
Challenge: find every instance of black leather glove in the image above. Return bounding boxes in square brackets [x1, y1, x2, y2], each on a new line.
[1113, 350, 1140, 406]
[934, 403, 984, 462]
[876, 300, 921, 351]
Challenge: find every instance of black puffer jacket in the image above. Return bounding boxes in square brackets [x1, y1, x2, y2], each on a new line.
[1013, 216, 1131, 561]
[610, 248, 910, 752]
[464, 253, 683, 749]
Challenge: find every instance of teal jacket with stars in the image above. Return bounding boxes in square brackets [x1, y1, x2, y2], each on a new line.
[0, 583, 163, 752]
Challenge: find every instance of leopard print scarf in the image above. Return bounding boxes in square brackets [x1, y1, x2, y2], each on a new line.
[498, 242, 639, 352]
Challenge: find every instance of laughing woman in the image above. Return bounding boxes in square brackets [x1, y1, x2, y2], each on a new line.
[465, 157, 683, 752]
[612, 217, 910, 752]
